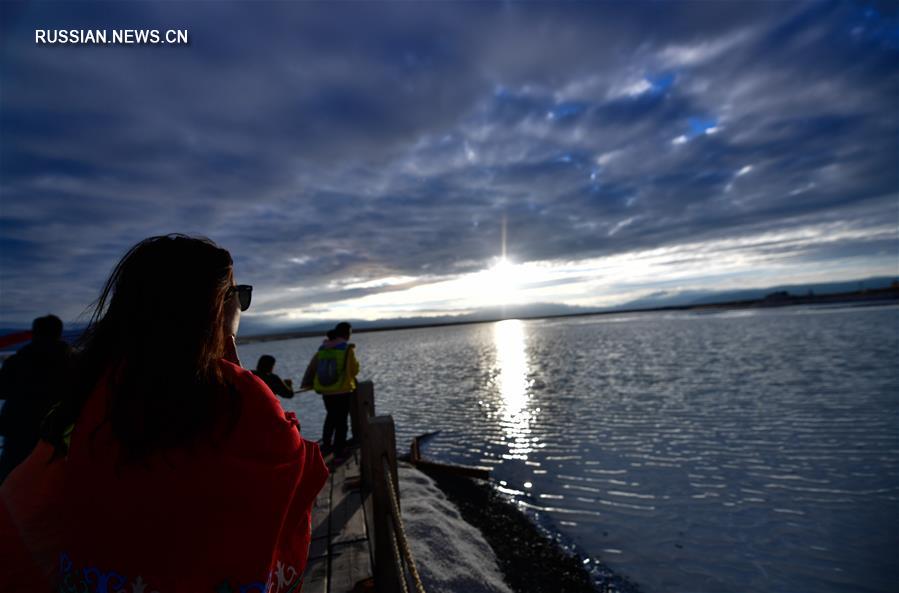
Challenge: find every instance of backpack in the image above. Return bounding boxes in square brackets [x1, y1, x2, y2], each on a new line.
[314, 347, 347, 393]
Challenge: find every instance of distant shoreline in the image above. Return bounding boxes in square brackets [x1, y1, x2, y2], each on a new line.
[238, 286, 899, 345]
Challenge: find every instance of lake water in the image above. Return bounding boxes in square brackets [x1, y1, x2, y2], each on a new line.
[240, 304, 899, 593]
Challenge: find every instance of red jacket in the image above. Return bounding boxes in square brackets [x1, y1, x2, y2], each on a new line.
[0, 359, 328, 592]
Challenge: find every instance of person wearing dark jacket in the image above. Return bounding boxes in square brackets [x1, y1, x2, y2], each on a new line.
[0, 314, 71, 483]
[252, 354, 294, 399]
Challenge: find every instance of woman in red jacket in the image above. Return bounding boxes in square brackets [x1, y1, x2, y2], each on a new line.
[0, 234, 328, 592]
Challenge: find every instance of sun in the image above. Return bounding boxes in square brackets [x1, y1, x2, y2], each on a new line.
[482, 257, 525, 306]
[490, 257, 516, 284]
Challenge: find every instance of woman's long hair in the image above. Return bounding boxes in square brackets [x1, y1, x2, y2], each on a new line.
[44, 234, 238, 462]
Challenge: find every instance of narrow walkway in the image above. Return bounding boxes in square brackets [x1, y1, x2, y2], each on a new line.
[304, 450, 374, 593]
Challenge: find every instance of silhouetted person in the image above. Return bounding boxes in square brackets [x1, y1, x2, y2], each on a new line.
[252, 354, 294, 399]
[0, 235, 327, 590]
[301, 322, 359, 457]
[0, 314, 71, 483]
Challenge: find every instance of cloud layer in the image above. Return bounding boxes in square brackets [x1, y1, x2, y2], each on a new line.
[1, 1, 897, 328]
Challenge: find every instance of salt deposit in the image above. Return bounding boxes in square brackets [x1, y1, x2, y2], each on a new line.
[398, 463, 513, 593]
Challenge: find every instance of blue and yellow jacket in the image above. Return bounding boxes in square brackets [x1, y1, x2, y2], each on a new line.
[300, 339, 359, 395]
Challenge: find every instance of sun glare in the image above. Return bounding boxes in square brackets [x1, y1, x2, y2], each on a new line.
[482, 257, 525, 306]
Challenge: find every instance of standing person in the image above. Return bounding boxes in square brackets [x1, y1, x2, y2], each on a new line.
[0, 315, 71, 483]
[301, 322, 359, 457]
[0, 234, 328, 592]
[253, 354, 294, 399]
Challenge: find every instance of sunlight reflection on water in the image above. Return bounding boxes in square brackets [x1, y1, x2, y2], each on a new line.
[240, 305, 899, 593]
[493, 319, 537, 460]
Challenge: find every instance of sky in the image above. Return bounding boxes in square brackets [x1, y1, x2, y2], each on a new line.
[1, 1, 897, 333]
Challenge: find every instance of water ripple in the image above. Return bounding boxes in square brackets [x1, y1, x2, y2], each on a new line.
[241, 304, 899, 593]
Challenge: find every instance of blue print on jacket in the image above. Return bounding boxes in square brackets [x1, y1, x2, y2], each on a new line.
[58, 553, 302, 593]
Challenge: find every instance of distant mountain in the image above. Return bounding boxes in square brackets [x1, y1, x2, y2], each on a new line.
[4, 276, 895, 342]
[609, 290, 712, 310]
[241, 275, 898, 340]
[614, 276, 898, 310]
[238, 302, 594, 338]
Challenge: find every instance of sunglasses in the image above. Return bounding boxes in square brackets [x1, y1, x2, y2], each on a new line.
[227, 284, 253, 311]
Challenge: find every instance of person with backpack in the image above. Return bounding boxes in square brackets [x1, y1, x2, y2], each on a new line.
[301, 322, 359, 457]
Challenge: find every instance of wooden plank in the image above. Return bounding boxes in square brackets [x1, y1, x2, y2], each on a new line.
[309, 460, 332, 562]
[343, 451, 361, 482]
[412, 458, 491, 480]
[361, 489, 375, 572]
[300, 554, 328, 593]
[312, 479, 331, 539]
[309, 535, 329, 561]
[328, 540, 373, 593]
[332, 450, 360, 480]
[329, 488, 367, 545]
[330, 453, 368, 546]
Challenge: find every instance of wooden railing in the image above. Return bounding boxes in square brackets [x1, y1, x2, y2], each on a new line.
[351, 381, 425, 593]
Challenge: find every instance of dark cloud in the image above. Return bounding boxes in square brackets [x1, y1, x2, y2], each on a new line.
[1, 1, 896, 326]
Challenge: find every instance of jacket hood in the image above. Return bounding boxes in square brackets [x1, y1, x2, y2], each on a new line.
[320, 337, 346, 349]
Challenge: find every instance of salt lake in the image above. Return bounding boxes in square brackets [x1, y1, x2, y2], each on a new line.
[241, 303, 899, 593]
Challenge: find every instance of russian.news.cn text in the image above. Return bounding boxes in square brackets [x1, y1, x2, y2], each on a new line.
[35, 29, 189, 45]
